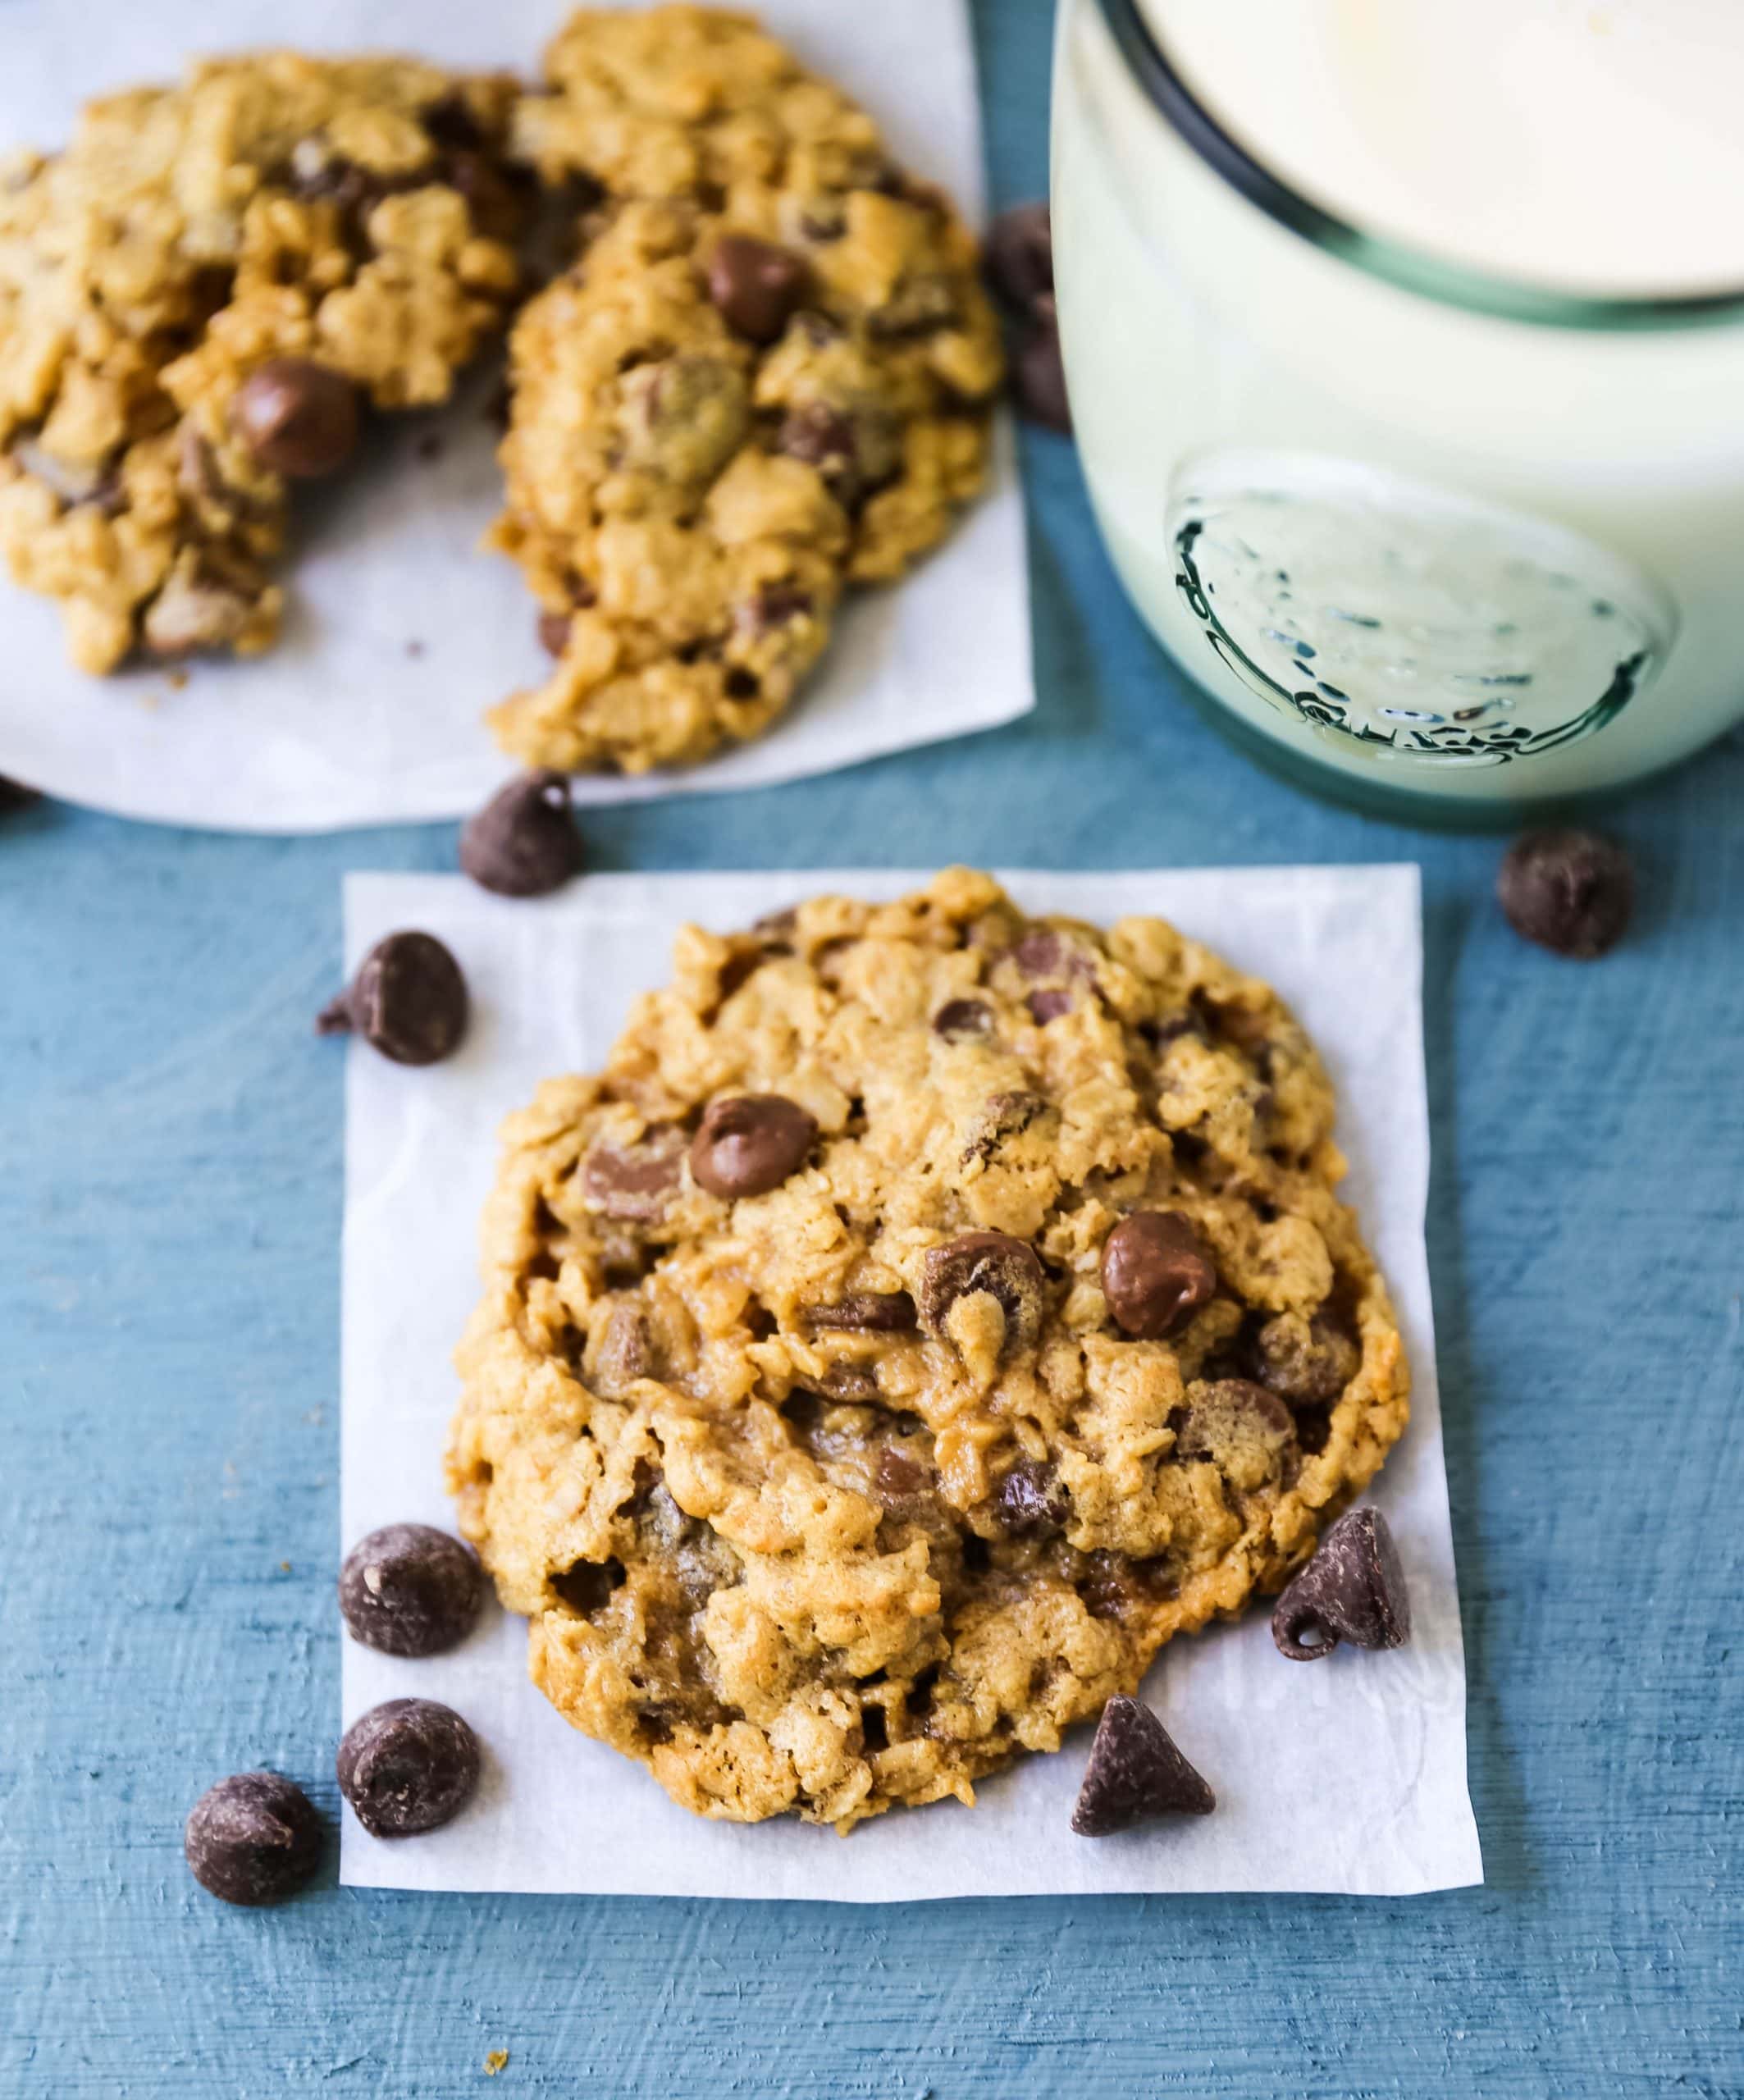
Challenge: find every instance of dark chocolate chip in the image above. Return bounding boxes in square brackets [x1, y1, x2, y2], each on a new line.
[1028, 988, 1072, 1024]
[932, 998, 993, 1041]
[582, 1129, 685, 1221]
[1178, 1379, 1296, 1462]
[777, 402, 856, 472]
[1101, 1212, 1217, 1340]
[874, 1447, 925, 1502]
[962, 1089, 1051, 1164]
[336, 1698, 480, 1838]
[1071, 1695, 1215, 1835]
[1014, 319, 1071, 434]
[231, 358, 360, 477]
[1251, 1310, 1360, 1406]
[459, 770, 583, 898]
[338, 1523, 483, 1658]
[422, 91, 486, 153]
[993, 1458, 1068, 1539]
[806, 1290, 917, 1331]
[538, 610, 573, 655]
[185, 1772, 323, 1906]
[705, 235, 809, 344]
[1498, 829, 1634, 959]
[984, 201, 1054, 309]
[918, 1230, 1045, 1349]
[689, 1094, 818, 1199]
[317, 931, 468, 1066]
[1271, 1506, 1411, 1660]
[743, 582, 815, 632]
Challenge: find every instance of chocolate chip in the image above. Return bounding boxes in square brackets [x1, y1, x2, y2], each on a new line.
[1101, 1212, 1217, 1340]
[874, 1447, 925, 1502]
[705, 235, 809, 344]
[1015, 317, 1071, 434]
[1028, 989, 1072, 1024]
[777, 402, 856, 472]
[932, 998, 993, 1041]
[743, 582, 815, 632]
[338, 1523, 483, 1658]
[1178, 1379, 1296, 1461]
[1498, 829, 1634, 959]
[1251, 1310, 1360, 1406]
[582, 1129, 685, 1221]
[1071, 1695, 1215, 1835]
[962, 1089, 1051, 1164]
[317, 931, 468, 1066]
[984, 201, 1054, 309]
[805, 1291, 917, 1331]
[1010, 929, 1066, 977]
[689, 1094, 817, 1199]
[336, 1698, 481, 1838]
[993, 1458, 1068, 1539]
[460, 770, 582, 898]
[918, 1231, 1045, 1349]
[1271, 1506, 1411, 1661]
[231, 358, 360, 477]
[0, 774, 39, 810]
[538, 611, 573, 656]
[185, 1772, 323, 1906]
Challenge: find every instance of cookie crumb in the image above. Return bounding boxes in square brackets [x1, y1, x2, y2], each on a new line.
[406, 640, 426, 659]
[167, 668, 190, 691]
[484, 2050, 509, 2075]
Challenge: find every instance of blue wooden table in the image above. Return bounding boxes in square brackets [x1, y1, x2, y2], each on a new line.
[4, 7, 1741, 2092]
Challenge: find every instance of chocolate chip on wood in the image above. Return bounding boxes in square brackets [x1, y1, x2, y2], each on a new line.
[1498, 829, 1634, 959]
[317, 932, 468, 1066]
[339, 1523, 483, 1659]
[1271, 1506, 1412, 1660]
[185, 1772, 323, 1905]
[1071, 1696, 1215, 1835]
[984, 202, 1055, 310]
[337, 1699, 481, 1838]
[460, 771, 583, 898]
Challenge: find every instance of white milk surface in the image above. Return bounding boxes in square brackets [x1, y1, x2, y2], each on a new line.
[1145, 0, 1744, 295]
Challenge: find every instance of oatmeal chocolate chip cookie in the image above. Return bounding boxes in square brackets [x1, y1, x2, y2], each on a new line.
[448, 870, 1408, 1832]
[484, 6, 1005, 774]
[0, 53, 523, 673]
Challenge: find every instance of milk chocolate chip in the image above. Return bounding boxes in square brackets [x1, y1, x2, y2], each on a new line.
[689, 1094, 817, 1199]
[705, 236, 809, 344]
[918, 1231, 1044, 1349]
[1101, 1212, 1217, 1339]
[231, 358, 360, 477]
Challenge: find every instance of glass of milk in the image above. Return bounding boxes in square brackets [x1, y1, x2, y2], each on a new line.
[1052, 0, 1744, 819]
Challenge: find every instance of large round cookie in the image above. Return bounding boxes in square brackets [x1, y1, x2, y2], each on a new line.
[0, 53, 523, 673]
[448, 870, 1408, 1830]
[486, 6, 1006, 773]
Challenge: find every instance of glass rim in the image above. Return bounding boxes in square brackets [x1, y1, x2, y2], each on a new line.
[1095, 0, 1744, 332]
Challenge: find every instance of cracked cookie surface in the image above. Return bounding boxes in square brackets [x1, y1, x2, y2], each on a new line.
[448, 870, 1409, 1831]
[486, 5, 1005, 774]
[0, 52, 523, 672]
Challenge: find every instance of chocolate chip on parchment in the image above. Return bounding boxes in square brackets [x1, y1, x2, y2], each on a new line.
[689, 1094, 818, 1199]
[1498, 829, 1634, 959]
[705, 235, 809, 344]
[1014, 313, 1071, 434]
[984, 201, 1055, 310]
[460, 770, 583, 898]
[805, 1291, 917, 1331]
[918, 1230, 1044, 1349]
[336, 1698, 481, 1838]
[1071, 1695, 1215, 1836]
[317, 931, 468, 1066]
[338, 1523, 483, 1658]
[1101, 1212, 1217, 1340]
[1271, 1506, 1411, 1661]
[932, 998, 993, 1041]
[231, 358, 360, 478]
[582, 1128, 686, 1221]
[993, 1458, 1068, 1539]
[185, 1772, 323, 1905]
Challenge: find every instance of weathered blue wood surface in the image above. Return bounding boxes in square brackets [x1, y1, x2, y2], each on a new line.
[2, 6, 1741, 2092]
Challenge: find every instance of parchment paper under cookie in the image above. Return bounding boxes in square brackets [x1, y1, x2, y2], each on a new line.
[338, 867, 1482, 1899]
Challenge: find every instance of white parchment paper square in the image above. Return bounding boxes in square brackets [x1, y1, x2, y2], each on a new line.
[0, 0, 1030, 832]
[339, 867, 1481, 1899]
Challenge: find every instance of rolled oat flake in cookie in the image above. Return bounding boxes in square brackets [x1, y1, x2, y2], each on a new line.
[339, 1523, 483, 1658]
[1101, 1212, 1217, 1340]
[1497, 829, 1634, 958]
[1271, 1506, 1411, 1660]
[689, 1095, 817, 1200]
[317, 931, 468, 1066]
[1071, 1696, 1215, 1836]
[231, 358, 361, 478]
[460, 770, 583, 897]
[185, 1771, 323, 1906]
[337, 1698, 480, 1838]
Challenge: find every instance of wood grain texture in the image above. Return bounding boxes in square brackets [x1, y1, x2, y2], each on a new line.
[2, 6, 1741, 2093]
